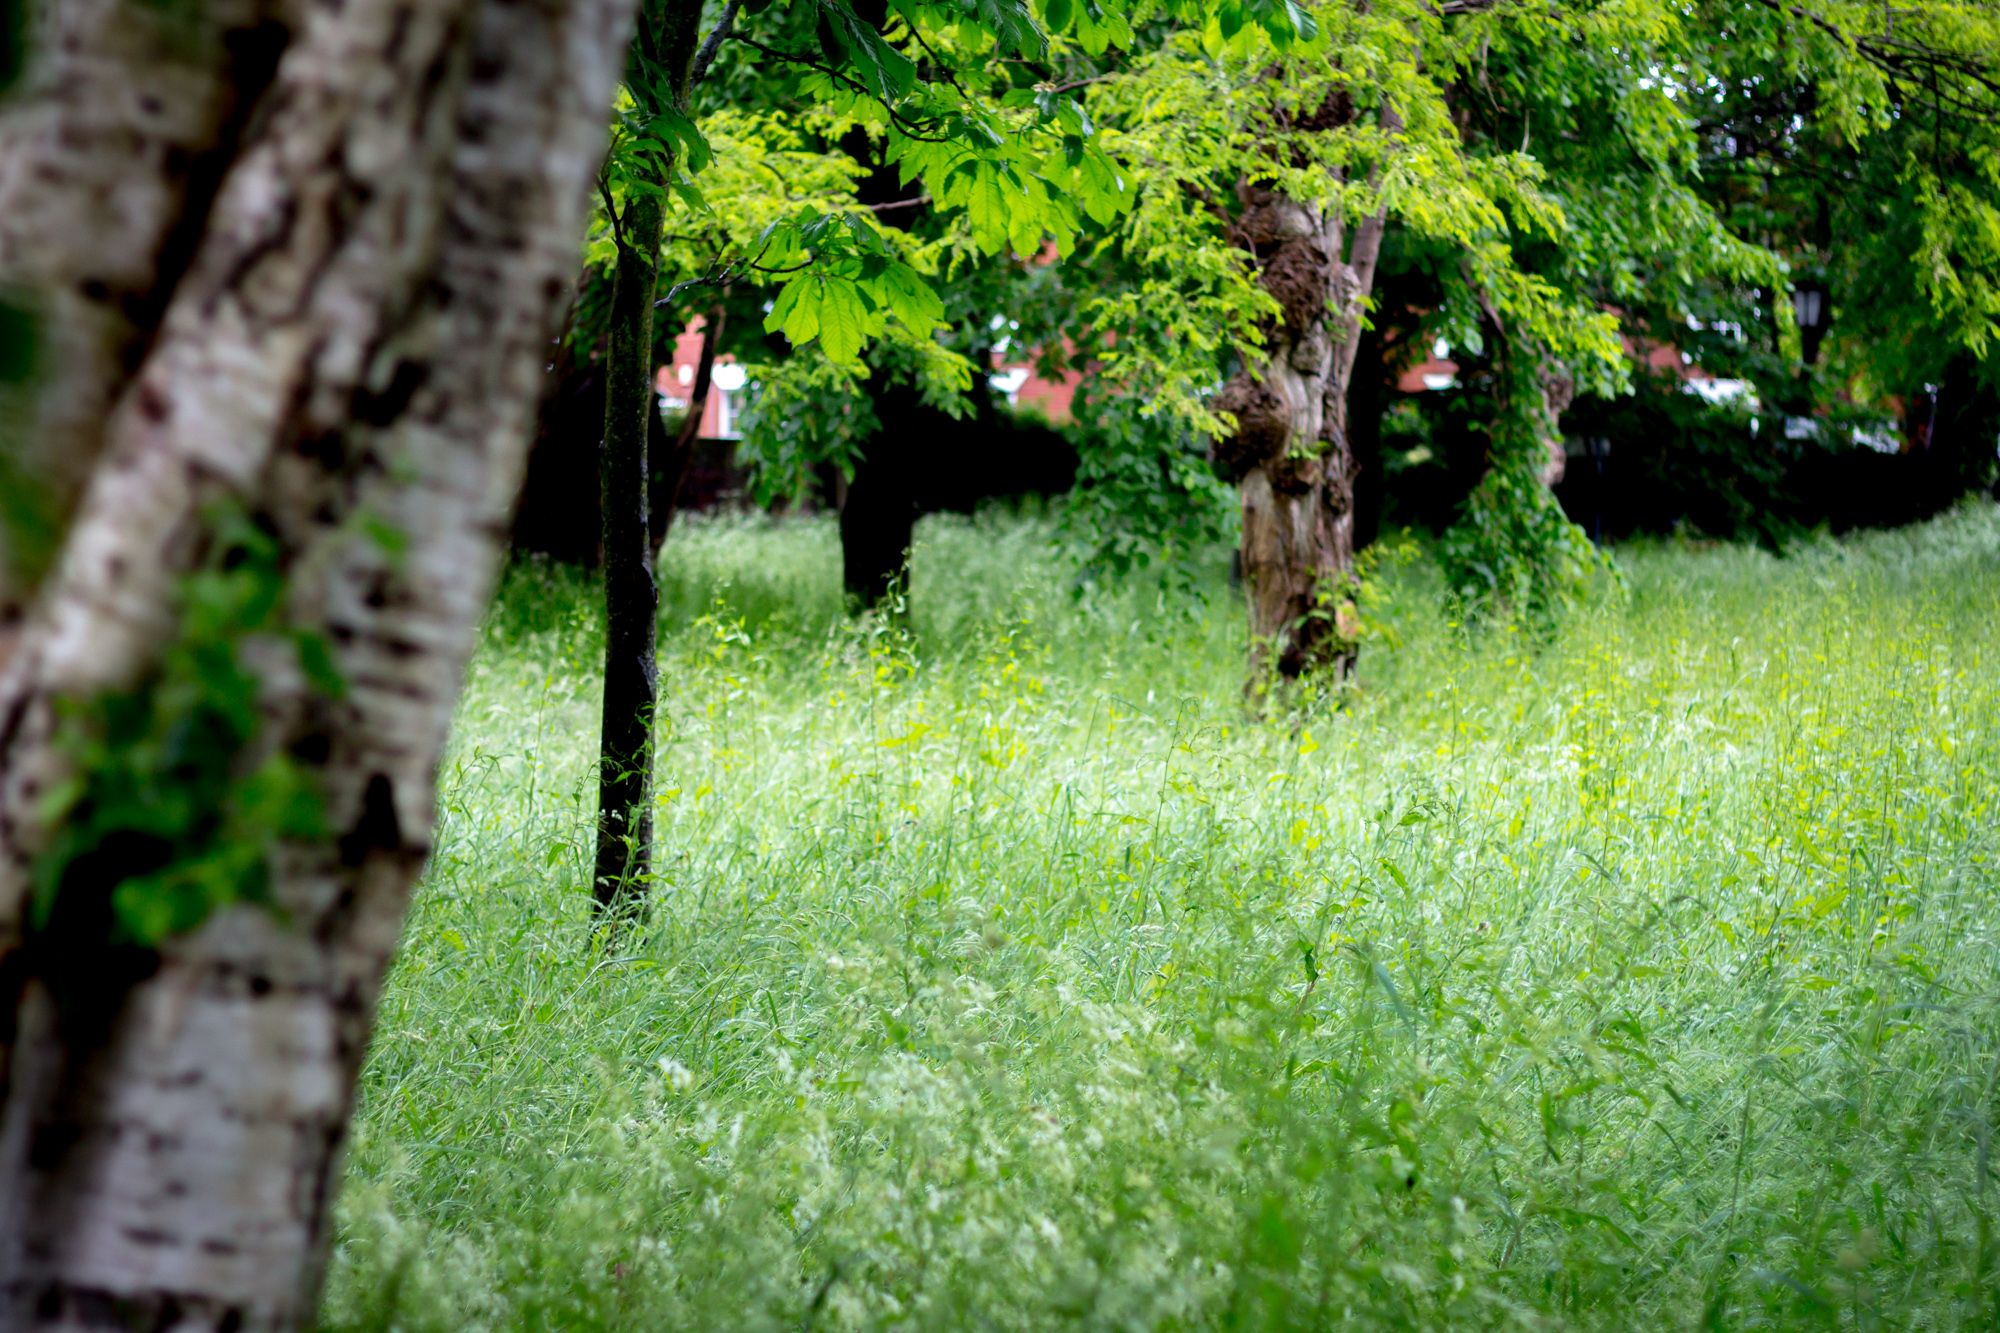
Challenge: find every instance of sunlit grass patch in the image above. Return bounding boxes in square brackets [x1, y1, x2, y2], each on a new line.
[326, 501, 2000, 1332]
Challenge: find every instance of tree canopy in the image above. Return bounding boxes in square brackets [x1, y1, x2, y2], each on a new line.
[578, 0, 1996, 632]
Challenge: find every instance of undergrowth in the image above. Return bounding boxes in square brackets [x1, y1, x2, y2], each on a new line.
[324, 503, 2000, 1332]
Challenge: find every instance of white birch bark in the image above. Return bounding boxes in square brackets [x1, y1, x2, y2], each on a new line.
[0, 0, 297, 648]
[0, 0, 635, 1321]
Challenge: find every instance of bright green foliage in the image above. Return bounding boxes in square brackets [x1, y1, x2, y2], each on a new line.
[1760, 0, 2000, 357]
[592, 0, 1217, 376]
[34, 510, 335, 948]
[1079, 0, 1636, 434]
[328, 503, 2000, 1330]
[1066, 0, 1661, 610]
[1075, 0, 1997, 624]
[1650, 0, 2000, 437]
[1062, 390, 1237, 598]
[730, 347, 885, 500]
[1438, 466, 1614, 632]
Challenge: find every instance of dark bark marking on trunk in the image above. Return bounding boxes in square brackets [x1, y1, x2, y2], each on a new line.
[350, 361, 429, 427]
[337, 774, 402, 867]
[119, 17, 295, 380]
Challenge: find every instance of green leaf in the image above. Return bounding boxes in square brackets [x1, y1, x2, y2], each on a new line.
[879, 263, 945, 332]
[816, 276, 870, 364]
[1075, 146, 1128, 226]
[295, 633, 346, 700]
[766, 276, 820, 345]
[960, 162, 1016, 255]
[842, 212, 885, 254]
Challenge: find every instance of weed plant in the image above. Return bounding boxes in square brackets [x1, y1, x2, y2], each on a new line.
[324, 503, 2000, 1332]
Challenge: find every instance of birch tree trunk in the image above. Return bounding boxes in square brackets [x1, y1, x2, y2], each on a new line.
[0, 0, 635, 1320]
[0, 0, 293, 650]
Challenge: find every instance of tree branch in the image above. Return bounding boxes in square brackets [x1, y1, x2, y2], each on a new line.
[598, 170, 628, 252]
[689, 0, 740, 87]
[725, 34, 957, 140]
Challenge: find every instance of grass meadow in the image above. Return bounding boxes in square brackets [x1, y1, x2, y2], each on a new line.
[323, 503, 2000, 1332]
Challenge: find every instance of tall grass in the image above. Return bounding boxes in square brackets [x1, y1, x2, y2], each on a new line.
[324, 503, 2000, 1332]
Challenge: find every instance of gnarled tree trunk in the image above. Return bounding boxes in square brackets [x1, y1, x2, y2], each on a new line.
[1213, 177, 1390, 688]
[0, 0, 635, 1321]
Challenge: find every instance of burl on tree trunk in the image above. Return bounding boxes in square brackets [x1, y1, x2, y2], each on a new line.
[0, 0, 635, 1324]
[1212, 177, 1388, 686]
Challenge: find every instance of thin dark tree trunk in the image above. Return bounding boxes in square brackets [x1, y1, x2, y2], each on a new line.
[839, 378, 924, 608]
[1350, 322, 1388, 550]
[593, 190, 665, 908]
[590, 0, 706, 911]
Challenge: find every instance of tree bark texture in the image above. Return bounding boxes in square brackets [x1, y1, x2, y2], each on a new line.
[0, 0, 294, 653]
[590, 0, 705, 910]
[0, 0, 635, 1321]
[592, 190, 663, 909]
[1212, 182, 1388, 685]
